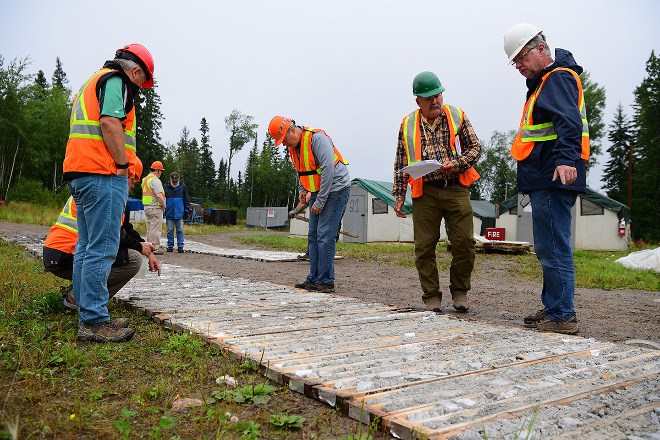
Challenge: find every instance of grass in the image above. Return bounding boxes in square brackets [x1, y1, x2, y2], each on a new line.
[0, 201, 61, 226]
[0, 240, 390, 439]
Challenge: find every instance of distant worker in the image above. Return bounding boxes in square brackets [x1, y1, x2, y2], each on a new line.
[44, 158, 161, 309]
[62, 43, 155, 342]
[392, 71, 481, 314]
[164, 171, 190, 253]
[269, 116, 350, 293]
[504, 24, 589, 335]
[142, 160, 166, 254]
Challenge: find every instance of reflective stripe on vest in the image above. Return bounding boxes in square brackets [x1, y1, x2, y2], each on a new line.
[63, 68, 136, 175]
[54, 196, 78, 234]
[401, 105, 479, 198]
[142, 173, 160, 205]
[511, 67, 590, 161]
[288, 128, 348, 193]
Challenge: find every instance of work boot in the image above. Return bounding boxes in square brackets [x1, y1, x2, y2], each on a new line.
[108, 318, 130, 328]
[166, 248, 173, 252]
[294, 280, 312, 289]
[424, 296, 442, 313]
[452, 293, 469, 313]
[62, 286, 77, 310]
[177, 248, 184, 253]
[306, 282, 335, 293]
[536, 317, 578, 335]
[523, 309, 546, 327]
[78, 321, 135, 343]
[297, 252, 309, 260]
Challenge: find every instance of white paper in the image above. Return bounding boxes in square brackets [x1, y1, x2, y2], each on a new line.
[399, 160, 444, 179]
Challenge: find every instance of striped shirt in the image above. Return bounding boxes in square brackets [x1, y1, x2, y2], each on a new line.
[392, 109, 481, 201]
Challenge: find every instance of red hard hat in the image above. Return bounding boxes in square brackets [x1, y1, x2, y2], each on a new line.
[115, 43, 155, 88]
[150, 160, 164, 171]
[268, 116, 293, 146]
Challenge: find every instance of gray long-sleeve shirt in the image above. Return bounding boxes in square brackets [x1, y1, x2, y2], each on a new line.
[297, 131, 350, 210]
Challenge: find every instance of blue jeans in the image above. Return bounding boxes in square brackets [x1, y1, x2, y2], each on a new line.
[307, 187, 350, 285]
[166, 218, 184, 249]
[530, 189, 577, 321]
[68, 174, 128, 325]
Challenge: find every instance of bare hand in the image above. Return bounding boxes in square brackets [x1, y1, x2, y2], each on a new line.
[148, 253, 161, 276]
[140, 242, 154, 256]
[311, 204, 321, 215]
[552, 165, 577, 185]
[441, 160, 457, 173]
[394, 200, 406, 218]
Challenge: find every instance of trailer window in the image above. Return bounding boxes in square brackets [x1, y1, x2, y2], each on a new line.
[372, 198, 388, 214]
[580, 198, 604, 216]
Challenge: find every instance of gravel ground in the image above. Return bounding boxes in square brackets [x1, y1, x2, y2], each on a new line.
[2, 221, 658, 346]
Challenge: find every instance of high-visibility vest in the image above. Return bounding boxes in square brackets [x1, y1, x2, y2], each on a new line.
[43, 196, 127, 255]
[401, 105, 480, 198]
[43, 196, 78, 254]
[510, 67, 590, 161]
[142, 173, 163, 206]
[63, 68, 137, 175]
[288, 127, 348, 193]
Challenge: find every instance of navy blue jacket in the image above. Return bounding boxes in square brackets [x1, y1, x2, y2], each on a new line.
[164, 182, 190, 220]
[517, 48, 586, 194]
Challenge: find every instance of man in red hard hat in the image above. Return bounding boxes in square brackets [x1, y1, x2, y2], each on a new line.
[142, 161, 167, 254]
[62, 43, 155, 343]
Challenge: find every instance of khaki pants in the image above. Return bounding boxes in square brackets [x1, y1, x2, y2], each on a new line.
[412, 185, 475, 302]
[145, 208, 164, 250]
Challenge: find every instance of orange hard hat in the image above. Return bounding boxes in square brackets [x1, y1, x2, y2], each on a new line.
[115, 43, 155, 88]
[150, 160, 164, 171]
[129, 156, 143, 182]
[268, 116, 293, 146]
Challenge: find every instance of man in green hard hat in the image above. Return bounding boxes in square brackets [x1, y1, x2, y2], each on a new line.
[392, 71, 482, 314]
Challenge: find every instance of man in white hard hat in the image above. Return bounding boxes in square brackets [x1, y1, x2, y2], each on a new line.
[503, 24, 590, 335]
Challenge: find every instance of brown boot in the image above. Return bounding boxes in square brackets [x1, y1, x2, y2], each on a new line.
[452, 293, 469, 313]
[523, 309, 546, 327]
[424, 296, 442, 313]
[536, 318, 578, 335]
[78, 321, 135, 343]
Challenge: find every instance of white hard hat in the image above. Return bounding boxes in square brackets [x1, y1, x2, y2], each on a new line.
[504, 23, 542, 62]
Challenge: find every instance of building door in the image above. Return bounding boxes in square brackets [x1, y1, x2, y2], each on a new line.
[343, 194, 366, 243]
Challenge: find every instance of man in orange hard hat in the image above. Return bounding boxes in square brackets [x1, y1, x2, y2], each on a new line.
[142, 161, 167, 254]
[268, 116, 350, 293]
[62, 43, 155, 343]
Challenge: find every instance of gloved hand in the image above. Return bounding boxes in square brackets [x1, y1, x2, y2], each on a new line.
[183, 210, 189, 220]
[288, 209, 297, 219]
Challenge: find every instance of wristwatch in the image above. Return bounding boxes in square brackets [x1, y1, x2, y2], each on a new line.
[115, 162, 129, 169]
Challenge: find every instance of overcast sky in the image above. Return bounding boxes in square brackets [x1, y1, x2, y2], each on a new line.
[2, 0, 658, 194]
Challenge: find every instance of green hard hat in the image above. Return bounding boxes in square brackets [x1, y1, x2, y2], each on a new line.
[412, 71, 445, 97]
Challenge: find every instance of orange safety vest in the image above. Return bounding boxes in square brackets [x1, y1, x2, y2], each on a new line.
[63, 68, 137, 175]
[43, 196, 78, 254]
[288, 128, 349, 193]
[141, 173, 164, 206]
[401, 105, 480, 198]
[510, 67, 590, 161]
[43, 196, 126, 255]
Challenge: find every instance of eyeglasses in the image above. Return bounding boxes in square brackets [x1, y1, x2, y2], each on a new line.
[511, 47, 536, 66]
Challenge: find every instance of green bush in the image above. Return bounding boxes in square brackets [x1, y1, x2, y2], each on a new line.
[7, 178, 69, 207]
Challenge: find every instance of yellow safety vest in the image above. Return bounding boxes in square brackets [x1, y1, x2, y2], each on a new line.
[288, 128, 348, 192]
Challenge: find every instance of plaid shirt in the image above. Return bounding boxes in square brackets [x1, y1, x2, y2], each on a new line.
[392, 108, 481, 201]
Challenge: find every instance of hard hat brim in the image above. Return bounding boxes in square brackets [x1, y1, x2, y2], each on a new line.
[415, 85, 445, 98]
[274, 119, 291, 146]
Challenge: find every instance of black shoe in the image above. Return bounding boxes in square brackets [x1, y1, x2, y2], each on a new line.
[294, 280, 312, 289]
[166, 248, 173, 253]
[306, 282, 335, 293]
[297, 252, 309, 260]
[177, 249, 184, 253]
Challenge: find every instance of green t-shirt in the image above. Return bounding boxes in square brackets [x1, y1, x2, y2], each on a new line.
[99, 76, 126, 119]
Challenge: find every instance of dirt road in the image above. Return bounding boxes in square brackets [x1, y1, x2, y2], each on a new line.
[2, 222, 658, 345]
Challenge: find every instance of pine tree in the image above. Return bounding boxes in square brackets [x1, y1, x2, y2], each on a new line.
[581, 72, 606, 172]
[34, 70, 48, 98]
[51, 57, 68, 89]
[601, 104, 633, 204]
[198, 117, 216, 201]
[631, 51, 660, 241]
[134, 82, 165, 171]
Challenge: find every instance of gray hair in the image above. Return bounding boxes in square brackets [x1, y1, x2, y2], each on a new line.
[114, 58, 141, 72]
[526, 33, 551, 56]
